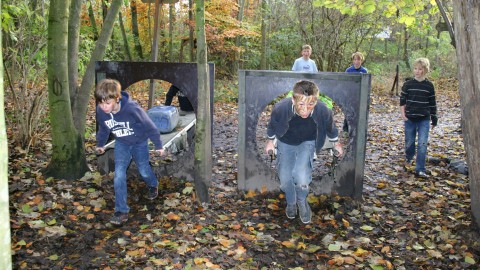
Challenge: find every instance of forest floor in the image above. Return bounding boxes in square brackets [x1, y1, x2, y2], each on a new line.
[8, 78, 480, 269]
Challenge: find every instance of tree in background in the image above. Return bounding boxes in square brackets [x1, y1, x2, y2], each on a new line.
[452, 1, 480, 229]
[194, 0, 211, 203]
[45, 0, 123, 179]
[0, 0, 13, 266]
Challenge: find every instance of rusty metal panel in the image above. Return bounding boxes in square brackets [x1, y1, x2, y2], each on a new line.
[238, 70, 371, 199]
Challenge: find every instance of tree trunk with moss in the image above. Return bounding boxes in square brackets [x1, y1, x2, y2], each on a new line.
[194, 0, 211, 203]
[45, 0, 90, 180]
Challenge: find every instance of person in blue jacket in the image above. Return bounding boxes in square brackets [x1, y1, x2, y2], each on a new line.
[345, 51, 368, 73]
[344, 52, 368, 132]
[265, 80, 344, 224]
[95, 79, 164, 226]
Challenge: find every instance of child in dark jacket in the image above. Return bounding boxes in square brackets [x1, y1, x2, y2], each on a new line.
[95, 79, 164, 225]
[265, 80, 343, 224]
[400, 58, 438, 178]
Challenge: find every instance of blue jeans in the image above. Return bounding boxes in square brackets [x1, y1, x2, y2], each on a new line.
[114, 140, 158, 213]
[404, 119, 430, 173]
[276, 140, 315, 206]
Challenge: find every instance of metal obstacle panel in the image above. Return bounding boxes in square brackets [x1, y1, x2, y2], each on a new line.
[238, 70, 371, 199]
[95, 61, 215, 113]
[94, 61, 215, 181]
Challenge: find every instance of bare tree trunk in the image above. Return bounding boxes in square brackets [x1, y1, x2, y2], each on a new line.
[88, 0, 99, 40]
[260, 0, 267, 70]
[189, 0, 194, 62]
[130, 0, 144, 59]
[68, 0, 83, 105]
[71, 0, 123, 137]
[194, 0, 211, 203]
[233, 0, 246, 75]
[403, 26, 410, 69]
[0, 1, 12, 265]
[436, 0, 456, 48]
[169, 3, 174, 62]
[46, 0, 90, 180]
[452, 1, 480, 229]
[119, 11, 133, 61]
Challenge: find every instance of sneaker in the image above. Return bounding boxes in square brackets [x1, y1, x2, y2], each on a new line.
[147, 185, 158, 200]
[110, 212, 128, 225]
[404, 159, 413, 170]
[415, 171, 429, 179]
[286, 204, 297, 219]
[297, 201, 312, 224]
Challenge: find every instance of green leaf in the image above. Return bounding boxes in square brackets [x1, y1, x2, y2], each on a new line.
[48, 254, 59, 261]
[17, 240, 27, 246]
[47, 219, 57, 226]
[182, 186, 194, 194]
[369, 264, 384, 270]
[360, 225, 374, 231]
[306, 244, 322, 253]
[140, 224, 150, 230]
[328, 244, 341, 251]
[465, 256, 476, 265]
[21, 204, 32, 213]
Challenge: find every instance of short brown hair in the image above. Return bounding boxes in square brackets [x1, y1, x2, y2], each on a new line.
[302, 44, 312, 51]
[413, 58, 430, 73]
[95, 79, 122, 103]
[293, 80, 319, 98]
[351, 51, 365, 61]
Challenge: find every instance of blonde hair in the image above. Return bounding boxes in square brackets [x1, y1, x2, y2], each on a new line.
[95, 79, 122, 103]
[413, 58, 430, 73]
[351, 52, 365, 61]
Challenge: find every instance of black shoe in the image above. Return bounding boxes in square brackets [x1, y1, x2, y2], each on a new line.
[147, 185, 158, 200]
[110, 212, 128, 225]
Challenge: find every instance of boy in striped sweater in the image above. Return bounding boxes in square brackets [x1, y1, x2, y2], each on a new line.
[400, 58, 438, 178]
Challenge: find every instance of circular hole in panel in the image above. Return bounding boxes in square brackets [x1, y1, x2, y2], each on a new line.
[255, 93, 349, 181]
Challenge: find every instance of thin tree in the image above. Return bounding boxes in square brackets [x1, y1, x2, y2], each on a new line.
[45, 0, 90, 179]
[194, 0, 211, 203]
[452, 1, 480, 229]
[46, 0, 124, 179]
[189, 0, 194, 61]
[169, 3, 174, 62]
[130, 0, 144, 59]
[0, 0, 13, 266]
[259, 0, 267, 70]
[119, 11, 133, 61]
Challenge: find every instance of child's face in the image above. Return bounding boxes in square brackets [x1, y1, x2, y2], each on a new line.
[353, 57, 363, 69]
[293, 95, 317, 118]
[98, 98, 118, 114]
[413, 64, 426, 80]
[301, 49, 312, 60]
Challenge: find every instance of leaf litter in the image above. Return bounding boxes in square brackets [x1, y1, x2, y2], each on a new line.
[8, 78, 480, 269]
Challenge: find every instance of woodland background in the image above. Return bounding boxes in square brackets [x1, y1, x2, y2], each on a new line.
[4, 0, 480, 269]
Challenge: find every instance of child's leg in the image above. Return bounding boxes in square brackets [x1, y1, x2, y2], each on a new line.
[415, 119, 431, 173]
[132, 140, 158, 188]
[292, 140, 315, 204]
[114, 141, 133, 213]
[276, 140, 298, 206]
[404, 120, 417, 161]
